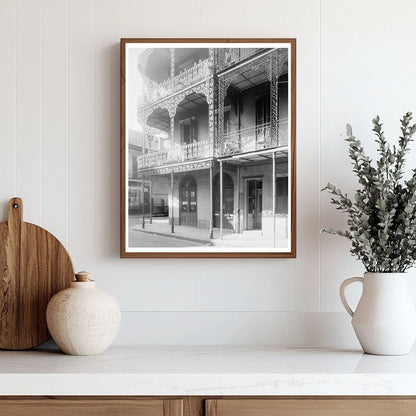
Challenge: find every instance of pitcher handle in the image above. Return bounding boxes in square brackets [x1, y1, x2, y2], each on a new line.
[340, 277, 363, 317]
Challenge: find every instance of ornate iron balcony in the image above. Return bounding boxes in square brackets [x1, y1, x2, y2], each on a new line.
[137, 139, 213, 169]
[218, 121, 288, 157]
[216, 48, 263, 71]
[141, 59, 211, 106]
[136, 121, 289, 170]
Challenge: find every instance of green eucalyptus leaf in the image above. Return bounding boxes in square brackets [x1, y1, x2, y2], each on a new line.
[323, 112, 416, 273]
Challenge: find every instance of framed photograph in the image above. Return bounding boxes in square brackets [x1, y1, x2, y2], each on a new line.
[121, 38, 296, 258]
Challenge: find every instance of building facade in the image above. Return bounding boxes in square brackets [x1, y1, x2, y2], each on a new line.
[131, 46, 290, 244]
[128, 128, 169, 216]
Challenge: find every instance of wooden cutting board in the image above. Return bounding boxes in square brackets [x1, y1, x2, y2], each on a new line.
[0, 197, 74, 350]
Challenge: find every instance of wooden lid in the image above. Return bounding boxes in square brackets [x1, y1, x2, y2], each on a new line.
[75, 271, 91, 282]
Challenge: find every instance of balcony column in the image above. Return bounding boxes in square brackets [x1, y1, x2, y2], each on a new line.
[209, 165, 213, 239]
[136, 180, 140, 216]
[207, 78, 215, 156]
[170, 115, 175, 150]
[169, 48, 175, 78]
[208, 50, 216, 157]
[170, 171, 174, 234]
[220, 160, 223, 240]
[237, 165, 241, 233]
[168, 106, 176, 161]
[217, 78, 227, 156]
[270, 51, 279, 146]
[208, 48, 215, 67]
[149, 174, 153, 225]
[168, 106, 176, 234]
[272, 152, 276, 248]
[140, 112, 148, 150]
[141, 170, 145, 229]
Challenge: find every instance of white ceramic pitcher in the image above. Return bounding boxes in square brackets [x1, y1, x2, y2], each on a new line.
[340, 272, 416, 355]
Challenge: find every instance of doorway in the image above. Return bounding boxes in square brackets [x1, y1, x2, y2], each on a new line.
[213, 172, 234, 230]
[179, 176, 197, 226]
[246, 179, 263, 230]
[275, 176, 288, 214]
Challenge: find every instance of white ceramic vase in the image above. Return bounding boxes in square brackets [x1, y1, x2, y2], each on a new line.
[46, 271, 121, 356]
[340, 272, 416, 355]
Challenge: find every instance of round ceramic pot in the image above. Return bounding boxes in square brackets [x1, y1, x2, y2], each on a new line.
[46, 272, 121, 356]
[340, 272, 416, 355]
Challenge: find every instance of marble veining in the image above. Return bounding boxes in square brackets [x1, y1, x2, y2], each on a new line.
[0, 345, 415, 395]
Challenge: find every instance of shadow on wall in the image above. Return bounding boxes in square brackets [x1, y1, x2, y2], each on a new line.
[95, 42, 121, 258]
[0, 202, 9, 223]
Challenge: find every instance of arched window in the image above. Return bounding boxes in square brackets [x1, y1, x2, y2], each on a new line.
[213, 172, 233, 187]
[180, 176, 197, 189]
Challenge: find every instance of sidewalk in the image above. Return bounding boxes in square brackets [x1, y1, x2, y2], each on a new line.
[131, 218, 215, 246]
[130, 217, 288, 248]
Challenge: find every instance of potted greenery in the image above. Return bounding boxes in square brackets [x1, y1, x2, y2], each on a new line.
[322, 112, 416, 355]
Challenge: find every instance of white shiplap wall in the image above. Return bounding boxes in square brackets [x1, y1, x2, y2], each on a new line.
[0, 0, 415, 346]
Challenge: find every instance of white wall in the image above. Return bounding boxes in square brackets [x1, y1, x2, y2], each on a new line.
[1, 0, 416, 347]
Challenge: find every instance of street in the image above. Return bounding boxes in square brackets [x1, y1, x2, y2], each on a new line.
[128, 228, 205, 247]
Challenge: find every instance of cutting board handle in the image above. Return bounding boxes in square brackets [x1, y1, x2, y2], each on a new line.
[8, 197, 23, 233]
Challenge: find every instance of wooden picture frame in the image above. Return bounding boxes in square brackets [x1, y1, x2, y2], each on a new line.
[121, 38, 296, 258]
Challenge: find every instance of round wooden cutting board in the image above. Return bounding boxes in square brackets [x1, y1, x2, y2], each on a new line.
[0, 197, 74, 350]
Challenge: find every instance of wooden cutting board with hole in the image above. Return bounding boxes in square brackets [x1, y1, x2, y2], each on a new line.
[0, 197, 74, 350]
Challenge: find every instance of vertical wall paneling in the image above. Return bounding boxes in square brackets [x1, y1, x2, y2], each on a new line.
[320, 0, 416, 311]
[283, 0, 320, 312]
[200, 259, 293, 311]
[93, 0, 204, 312]
[198, 0, 321, 313]
[68, 0, 96, 272]
[41, 0, 69, 247]
[0, 0, 16, 219]
[94, 2, 121, 260]
[2, 0, 415, 344]
[15, 0, 42, 225]
[115, 311, 358, 346]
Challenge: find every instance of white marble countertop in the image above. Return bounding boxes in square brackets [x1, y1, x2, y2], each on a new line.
[1, 345, 416, 396]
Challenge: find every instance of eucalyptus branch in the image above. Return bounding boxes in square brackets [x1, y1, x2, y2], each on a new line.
[322, 113, 416, 273]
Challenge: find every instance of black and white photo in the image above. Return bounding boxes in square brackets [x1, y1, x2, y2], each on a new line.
[121, 39, 296, 257]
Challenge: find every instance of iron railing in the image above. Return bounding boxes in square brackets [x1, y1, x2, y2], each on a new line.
[137, 139, 213, 169]
[182, 140, 213, 160]
[137, 150, 169, 168]
[142, 59, 211, 105]
[216, 48, 263, 71]
[219, 120, 288, 156]
[136, 121, 289, 168]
